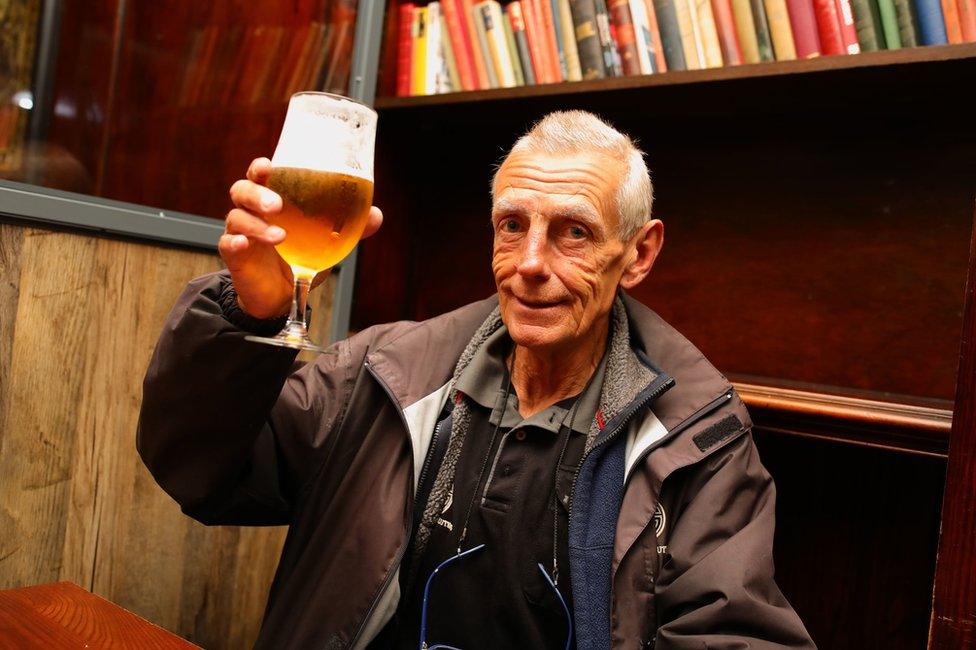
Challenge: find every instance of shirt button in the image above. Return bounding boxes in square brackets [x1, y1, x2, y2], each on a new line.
[515, 430, 527, 441]
[502, 464, 512, 475]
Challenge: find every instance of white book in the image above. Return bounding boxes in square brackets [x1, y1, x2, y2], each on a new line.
[426, 2, 445, 94]
[628, 0, 657, 73]
[485, 1, 517, 87]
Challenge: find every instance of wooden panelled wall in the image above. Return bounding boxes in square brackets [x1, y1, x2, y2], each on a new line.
[0, 221, 336, 648]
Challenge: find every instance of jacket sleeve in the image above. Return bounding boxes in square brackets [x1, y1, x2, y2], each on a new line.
[136, 271, 358, 526]
[654, 432, 816, 649]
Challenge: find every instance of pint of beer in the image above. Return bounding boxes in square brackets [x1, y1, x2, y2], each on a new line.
[266, 93, 377, 280]
[245, 92, 377, 353]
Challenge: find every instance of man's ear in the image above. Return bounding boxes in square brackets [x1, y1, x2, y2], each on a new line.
[619, 219, 664, 289]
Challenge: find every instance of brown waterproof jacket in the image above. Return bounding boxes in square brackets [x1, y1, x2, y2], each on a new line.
[138, 272, 816, 649]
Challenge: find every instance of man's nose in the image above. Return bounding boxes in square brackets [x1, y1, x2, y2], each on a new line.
[515, 227, 550, 278]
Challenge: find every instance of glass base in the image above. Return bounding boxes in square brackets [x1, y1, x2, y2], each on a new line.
[244, 333, 332, 354]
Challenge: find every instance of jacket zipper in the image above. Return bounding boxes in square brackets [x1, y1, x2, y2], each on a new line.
[350, 360, 423, 649]
[567, 374, 676, 518]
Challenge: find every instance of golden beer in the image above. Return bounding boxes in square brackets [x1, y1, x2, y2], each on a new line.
[266, 167, 374, 279]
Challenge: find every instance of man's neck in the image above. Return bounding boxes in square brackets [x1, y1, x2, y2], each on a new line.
[509, 316, 610, 418]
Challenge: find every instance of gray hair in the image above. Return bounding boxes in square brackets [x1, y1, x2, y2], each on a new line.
[490, 110, 654, 239]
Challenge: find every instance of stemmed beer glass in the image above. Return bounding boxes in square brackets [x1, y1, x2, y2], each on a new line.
[245, 92, 377, 353]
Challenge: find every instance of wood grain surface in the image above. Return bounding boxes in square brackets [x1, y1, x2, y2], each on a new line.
[928, 205, 976, 648]
[0, 222, 336, 647]
[0, 581, 198, 648]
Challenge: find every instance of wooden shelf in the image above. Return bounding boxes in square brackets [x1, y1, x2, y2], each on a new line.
[375, 42, 976, 109]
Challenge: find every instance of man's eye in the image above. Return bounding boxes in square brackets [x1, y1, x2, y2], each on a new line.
[568, 225, 587, 239]
[501, 219, 520, 233]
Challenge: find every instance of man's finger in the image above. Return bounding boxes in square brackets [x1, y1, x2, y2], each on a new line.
[230, 179, 282, 215]
[362, 206, 383, 239]
[218, 233, 250, 262]
[246, 157, 272, 183]
[224, 208, 286, 244]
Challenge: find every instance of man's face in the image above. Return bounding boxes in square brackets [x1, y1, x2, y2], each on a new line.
[491, 150, 638, 352]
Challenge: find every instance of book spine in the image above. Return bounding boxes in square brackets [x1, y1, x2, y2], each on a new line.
[876, 0, 903, 45]
[710, 0, 745, 63]
[643, 0, 669, 70]
[397, 3, 416, 95]
[960, 0, 976, 40]
[685, 0, 708, 67]
[481, 1, 516, 86]
[570, 0, 612, 76]
[834, 0, 863, 52]
[941, 0, 964, 40]
[913, 0, 948, 42]
[411, 8, 428, 94]
[673, 0, 704, 67]
[559, 0, 586, 78]
[694, 0, 725, 66]
[630, 0, 659, 71]
[440, 12, 464, 90]
[472, 2, 501, 86]
[540, 0, 568, 79]
[731, 0, 762, 61]
[595, 0, 624, 73]
[893, 0, 919, 44]
[749, 0, 777, 59]
[523, 0, 554, 81]
[813, 0, 847, 53]
[653, 0, 688, 68]
[550, 0, 571, 78]
[441, 0, 479, 90]
[426, 2, 443, 94]
[501, 6, 527, 84]
[509, 2, 539, 83]
[460, 0, 493, 87]
[850, 0, 884, 47]
[608, 0, 645, 73]
[764, 0, 798, 58]
[786, 0, 825, 56]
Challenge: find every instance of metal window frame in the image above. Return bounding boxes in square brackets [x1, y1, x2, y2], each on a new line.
[0, 0, 386, 343]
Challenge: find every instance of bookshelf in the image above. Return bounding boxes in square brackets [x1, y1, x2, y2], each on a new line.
[351, 1, 976, 643]
[375, 40, 976, 105]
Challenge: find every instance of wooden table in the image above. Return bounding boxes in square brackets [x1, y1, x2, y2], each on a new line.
[0, 582, 198, 648]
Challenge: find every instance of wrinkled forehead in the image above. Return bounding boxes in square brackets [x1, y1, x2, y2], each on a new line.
[492, 151, 623, 227]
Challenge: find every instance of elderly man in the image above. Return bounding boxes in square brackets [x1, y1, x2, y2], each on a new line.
[138, 110, 814, 649]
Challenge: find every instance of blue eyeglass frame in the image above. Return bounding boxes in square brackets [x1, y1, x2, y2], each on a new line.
[418, 544, 574, 650]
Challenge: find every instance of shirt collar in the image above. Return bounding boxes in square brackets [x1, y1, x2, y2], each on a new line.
[453, 325, 609, 435]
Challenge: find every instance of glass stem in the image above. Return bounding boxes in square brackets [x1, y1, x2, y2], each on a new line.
[284, 275, 312, 339]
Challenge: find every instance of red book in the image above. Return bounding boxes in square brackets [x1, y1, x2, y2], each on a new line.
[508, 2, 542, 80]
[833, 0, 861, 53]
[642, 0, 668, 71]
[957, 0, 976, 41]
[709, 0, 744, 64]
[607, 0, 642, 75]
[812, 0, 846, 54]
[396, 3, 416, 96]
[785, 0, 823, 57]
[521, 0, 552, 82]
[537, 0, 566, 80]
[460, 0, 493, 87]
[441, 0, 479, 90]
[942, 0, 964, 41]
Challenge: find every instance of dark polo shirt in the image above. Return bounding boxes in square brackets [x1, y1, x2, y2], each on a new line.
[388, 325, 608, 650]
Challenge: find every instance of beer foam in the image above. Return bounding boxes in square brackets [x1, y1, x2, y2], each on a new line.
[272, 94, 376, 181]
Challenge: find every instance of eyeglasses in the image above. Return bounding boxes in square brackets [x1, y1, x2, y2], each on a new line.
[418, 543, 574, 650]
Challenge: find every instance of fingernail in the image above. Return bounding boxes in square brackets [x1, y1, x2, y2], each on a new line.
[266, 226, 285, 240]
[261, 190, 280, 210]
[232, 235, 248, 250]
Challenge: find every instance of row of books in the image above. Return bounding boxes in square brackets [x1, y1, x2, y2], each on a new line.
[393, 0, 976, 94]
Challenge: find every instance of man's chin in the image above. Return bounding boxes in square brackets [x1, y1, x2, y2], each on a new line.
[506, 320, 570, 350]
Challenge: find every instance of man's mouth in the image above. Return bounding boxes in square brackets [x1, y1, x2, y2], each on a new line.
[513, 295, 564, 309]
